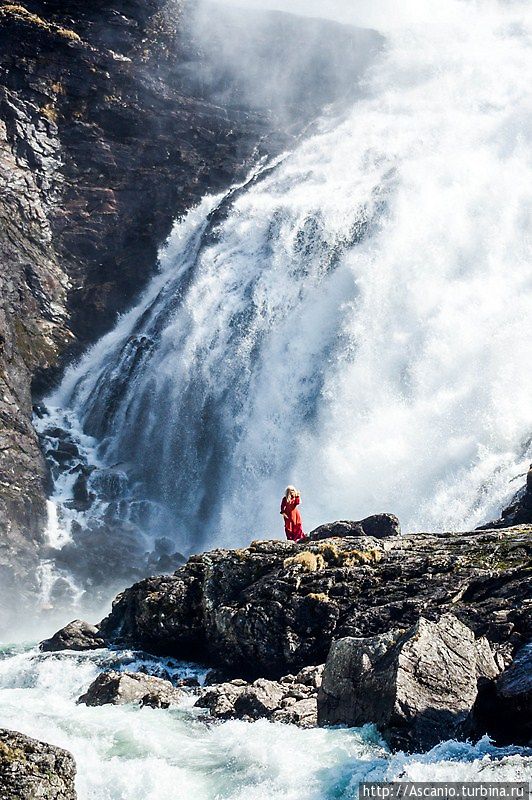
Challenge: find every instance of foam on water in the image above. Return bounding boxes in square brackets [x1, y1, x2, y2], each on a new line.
[0, 647, 530, 800]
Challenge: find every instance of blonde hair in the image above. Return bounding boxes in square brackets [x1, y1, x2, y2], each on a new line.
[285, 485, 298, 499]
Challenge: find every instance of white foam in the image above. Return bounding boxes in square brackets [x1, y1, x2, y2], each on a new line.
[0, 648, 529, 800]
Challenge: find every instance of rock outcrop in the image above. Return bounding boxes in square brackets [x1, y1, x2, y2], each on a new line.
[195, 665, 323, 728]
[77, 670, 183, 708]
[310, 513, 400, 540]
[0, 727, 76, 799]
[317, 614, 499, 751]
[480, 465, 532, 529]
[93, 527, 531, 678]
[40, 619, 105, 652]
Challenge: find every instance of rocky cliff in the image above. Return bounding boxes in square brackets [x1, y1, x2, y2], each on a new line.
[0, 0, 379, 624]
[96, 525, 531, 676]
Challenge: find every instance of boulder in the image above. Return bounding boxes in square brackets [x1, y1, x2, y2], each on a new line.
[40, 620, 105, 652]
[310, 513, 400, 540]
[77, 671, 183, 708]
[470, 643, 532, 746]
[271, 697, 317, 728]
[479, 467, 532, 529]
[195, 682, 247, 719]
[318, 614, 499, 752]
[0, 727, 76, 799]
[294, 664, 324, 688]
[233, 679, 286, 719]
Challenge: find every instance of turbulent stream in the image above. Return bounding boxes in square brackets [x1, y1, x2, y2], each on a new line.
[0, 645, 530, 800]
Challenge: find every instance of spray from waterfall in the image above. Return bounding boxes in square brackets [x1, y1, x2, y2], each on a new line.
[35, 0, 532, 614]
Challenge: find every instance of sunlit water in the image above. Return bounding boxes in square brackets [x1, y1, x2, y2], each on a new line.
[0, 645, 530, 800]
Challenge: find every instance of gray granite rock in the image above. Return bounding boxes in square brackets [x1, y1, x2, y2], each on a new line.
[318, 614, 500, 751]
[77, 671, 183, 708]
[0, 728, 76, 799]
[40, 620, 105, 652]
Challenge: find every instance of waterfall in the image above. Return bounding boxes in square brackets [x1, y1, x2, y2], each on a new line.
[36, 0, 532, 603]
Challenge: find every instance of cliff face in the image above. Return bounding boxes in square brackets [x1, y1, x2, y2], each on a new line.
[0, 0, 380, 623]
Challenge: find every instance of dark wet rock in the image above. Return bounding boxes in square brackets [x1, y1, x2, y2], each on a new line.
[0, 727, 76, 799]
[47, 519, 161, 603]
[77, 670, 183, 708]
[99, 528, 532, 678]
[310, 513, 401, 540]
[204, 668, 229, 686]
[176, 676, 200, 688]
[70, 468, 95, 512]
[194, 671, 321, 727]
[480, 467, 532, 529]
[39, 619, 105, 652]
[51, 443, 81, 464]
[469, 643, 532, 746]
[317, 614, 500, 752]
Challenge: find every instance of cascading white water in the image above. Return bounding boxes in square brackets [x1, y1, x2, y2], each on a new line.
[37, 0, 532, 585]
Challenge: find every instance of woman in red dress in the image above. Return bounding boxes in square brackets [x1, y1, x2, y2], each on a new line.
[280, 485, 306, 542]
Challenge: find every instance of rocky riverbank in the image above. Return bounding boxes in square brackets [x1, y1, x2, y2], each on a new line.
[41, 520, 532, 752]
[96, 524, 531, 673]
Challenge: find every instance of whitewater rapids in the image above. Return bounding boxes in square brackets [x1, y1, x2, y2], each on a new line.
[0, 645, 530, 800]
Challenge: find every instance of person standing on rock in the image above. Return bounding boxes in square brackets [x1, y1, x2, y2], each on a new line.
[281, 486, 306, 542]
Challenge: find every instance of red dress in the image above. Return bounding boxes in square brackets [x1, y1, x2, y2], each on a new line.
[281, 495, 305, 541]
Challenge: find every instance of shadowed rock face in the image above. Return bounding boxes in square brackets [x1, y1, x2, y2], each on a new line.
[0, 0, 380, 627]
[469, 643, 532, 747]
[480, 467, 532, 530]
[93, 527, 531, 679]
[0, 728, 76, 800]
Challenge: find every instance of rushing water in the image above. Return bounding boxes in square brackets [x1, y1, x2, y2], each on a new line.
[0, 645, 530, 800]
